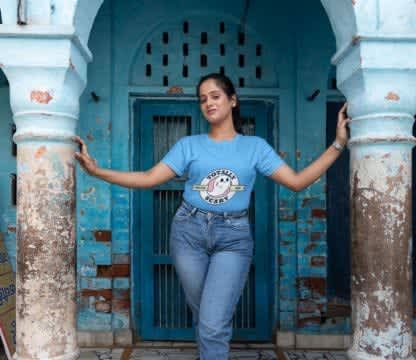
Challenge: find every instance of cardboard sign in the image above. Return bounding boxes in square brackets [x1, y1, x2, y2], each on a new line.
[0, 234, 16, 359]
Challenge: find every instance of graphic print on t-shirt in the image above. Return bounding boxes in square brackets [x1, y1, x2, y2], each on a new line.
[192, 169, 246, 205]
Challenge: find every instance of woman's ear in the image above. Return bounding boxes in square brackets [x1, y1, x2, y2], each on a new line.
[231, 95, 237, 107]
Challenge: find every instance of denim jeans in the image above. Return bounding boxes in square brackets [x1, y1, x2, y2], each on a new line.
[169, 201, 253, 360]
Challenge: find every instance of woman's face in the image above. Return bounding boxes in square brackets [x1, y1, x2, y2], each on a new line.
[198, 79, 236, 126]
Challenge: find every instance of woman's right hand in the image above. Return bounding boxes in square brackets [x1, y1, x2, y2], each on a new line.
[74, 136, 99, 176]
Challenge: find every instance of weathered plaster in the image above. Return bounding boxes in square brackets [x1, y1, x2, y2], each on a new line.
[349, 148, 413, 359]
[16, 143, 78, 360]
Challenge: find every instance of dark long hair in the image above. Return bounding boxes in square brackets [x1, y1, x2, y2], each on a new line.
[196, 73, 243, 134]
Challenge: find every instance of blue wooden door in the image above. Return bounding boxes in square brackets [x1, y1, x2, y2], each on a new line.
[133, 99, 276, 341]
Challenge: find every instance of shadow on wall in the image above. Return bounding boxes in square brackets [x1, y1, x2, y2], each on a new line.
[0, 65, 15, 272]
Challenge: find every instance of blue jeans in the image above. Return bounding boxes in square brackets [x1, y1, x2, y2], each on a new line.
[170, 201, 253, 360]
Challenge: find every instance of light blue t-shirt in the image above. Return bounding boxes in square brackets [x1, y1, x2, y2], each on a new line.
[161, 134, 285, 212]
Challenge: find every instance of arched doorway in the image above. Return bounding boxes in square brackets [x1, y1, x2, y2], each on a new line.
[128, 15, 280, 341]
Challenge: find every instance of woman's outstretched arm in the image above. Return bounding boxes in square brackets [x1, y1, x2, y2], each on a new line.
[74, 136, 176, 189]
[269, 103, 350, 192]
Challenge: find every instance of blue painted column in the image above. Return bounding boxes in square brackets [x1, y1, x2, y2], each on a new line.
[0, 1, 103, 358]
[335, 35, 416, 359]
[0, 36, 89, 360]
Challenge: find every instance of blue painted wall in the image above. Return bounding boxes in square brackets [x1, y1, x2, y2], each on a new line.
[0, 0, 354, 336]
[0, 78, 16, 273]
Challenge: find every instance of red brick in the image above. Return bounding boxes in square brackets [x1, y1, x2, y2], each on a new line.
[298, 300, 319, 313]
[297, 316, 321, 328]
[311, 256, 326, 267]
[311, 209, 326, 218]
[80, 289, 112, 300]
[112, 264, 130, 277]
[94, 230, 112, 242]
[112, 299, 130, 312]
[297, 277, 326, 298]
[97, 265, 112, 277]
[304, 243, 318, 253]
[113, 289, 130, 300]
[311, 232, 322, 241]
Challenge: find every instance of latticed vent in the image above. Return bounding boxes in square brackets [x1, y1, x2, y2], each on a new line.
[182, 65, 188, 78]
[163, 54, 169, 66]
[239, 54, 245, 68]
[201, 32, 208, 44]
[256, 44, 262, 57]
[238, 32, 245, 46]
[183, 21, 189, 34]
[200, 54, 208, 67]
[220, 43, 225, 56]
[162, 32, 169, 44]
[220, 22, 225, 34]
[256, 66, 262, 79]
[137, 19, 276, 88]
[182, 43, 189, 56]
[146, 64, 152, 77]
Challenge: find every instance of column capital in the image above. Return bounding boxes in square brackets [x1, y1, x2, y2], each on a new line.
[0, 30, 90, 143]
[332, 36, 416, 147]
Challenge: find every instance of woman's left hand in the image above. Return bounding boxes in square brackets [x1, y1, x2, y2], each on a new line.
[336, 102, 350, 146]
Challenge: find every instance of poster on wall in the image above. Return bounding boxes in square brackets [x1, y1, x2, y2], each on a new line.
[0, 234, 15, 360]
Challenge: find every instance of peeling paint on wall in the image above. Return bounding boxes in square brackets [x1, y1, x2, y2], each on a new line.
[350, 149, 413, 358]
[30, 90, 53, 104]
[16, 143, 78, 359]
[385, 92, 400, 101]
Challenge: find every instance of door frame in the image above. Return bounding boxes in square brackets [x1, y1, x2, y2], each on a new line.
[129, 94, 281, 340]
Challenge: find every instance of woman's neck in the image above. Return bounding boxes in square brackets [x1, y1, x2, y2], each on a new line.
[208, 120, 237, 140]
[208, 127, 237, 141]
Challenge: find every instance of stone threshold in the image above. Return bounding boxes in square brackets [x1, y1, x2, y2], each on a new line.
[79, 331, 416, 350]
[79, 348, 278, 360]
[277, 332, 416, 350]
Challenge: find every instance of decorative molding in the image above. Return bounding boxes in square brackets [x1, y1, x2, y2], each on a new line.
[332, 33, 416, 65]
[0, 24, 92, 62]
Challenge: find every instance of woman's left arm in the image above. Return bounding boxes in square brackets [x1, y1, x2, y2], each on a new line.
[269, 103, 350, 192]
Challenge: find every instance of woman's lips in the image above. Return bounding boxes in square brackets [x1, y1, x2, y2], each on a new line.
[207, 108, 217, 115]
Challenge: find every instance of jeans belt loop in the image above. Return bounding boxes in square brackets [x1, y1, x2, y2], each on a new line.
[190, 207, 198, 216]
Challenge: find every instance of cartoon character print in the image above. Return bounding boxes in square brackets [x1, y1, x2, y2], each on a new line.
[206, 175, 232, 198]
[192, 169, 245, 205]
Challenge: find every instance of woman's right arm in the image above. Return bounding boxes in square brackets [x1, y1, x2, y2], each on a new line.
[74, 136, 176, 189]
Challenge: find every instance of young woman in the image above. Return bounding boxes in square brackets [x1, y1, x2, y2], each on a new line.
[75, 73, 349, 360]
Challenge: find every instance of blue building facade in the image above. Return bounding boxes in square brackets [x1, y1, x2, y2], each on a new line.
[0, 1, 415, 359]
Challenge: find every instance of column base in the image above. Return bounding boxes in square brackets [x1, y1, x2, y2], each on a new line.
[348, 349, 415, 360]
[14, 348, 80, 360]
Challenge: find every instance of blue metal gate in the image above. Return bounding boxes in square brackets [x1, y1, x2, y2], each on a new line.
[133, 99, 277, 341]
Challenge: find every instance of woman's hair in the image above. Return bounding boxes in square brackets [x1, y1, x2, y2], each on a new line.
[196, 73, 244, 134]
